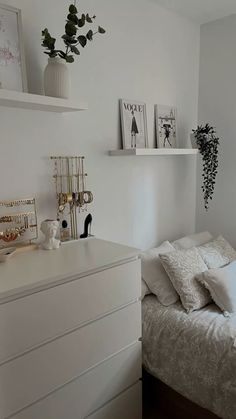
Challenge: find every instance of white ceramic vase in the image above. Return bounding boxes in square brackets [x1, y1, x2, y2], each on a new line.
[44, 57, 70, 99]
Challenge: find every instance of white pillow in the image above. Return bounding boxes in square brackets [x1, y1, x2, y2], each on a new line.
[159, 247, 210, 313]
[141, 279, 151, 300]
[172, 231, 213, 250]
[198, 236, 236, 269]
[141, 241, 179, 306]
[197, 261, 236, 315]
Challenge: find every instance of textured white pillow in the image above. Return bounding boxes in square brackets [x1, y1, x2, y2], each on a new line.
[159, 247, 210, 313]
[197, 261, 236, 314]
[141, 241, 179, 306]
[198, 236, 236, 269]
[172, 231, 213, 250]
[141, 279, 151, 300]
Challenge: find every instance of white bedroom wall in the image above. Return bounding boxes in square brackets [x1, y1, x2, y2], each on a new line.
[196, 14, 236, 246]
[0, 0, 200, 250]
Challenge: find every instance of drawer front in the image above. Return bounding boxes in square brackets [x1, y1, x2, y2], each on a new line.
[0, 259, 141, 364]
[86, 382, 142, 419]
[11, 342, 141, 419]
[0, 302, 141, 418]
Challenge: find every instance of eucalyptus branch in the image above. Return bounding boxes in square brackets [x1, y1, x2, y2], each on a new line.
[41, 4, 106, 63]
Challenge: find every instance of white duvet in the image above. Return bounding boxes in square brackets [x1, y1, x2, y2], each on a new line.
[142, 295, 236, 419]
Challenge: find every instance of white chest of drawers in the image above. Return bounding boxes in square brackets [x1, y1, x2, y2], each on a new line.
[0, 238, 142, 419]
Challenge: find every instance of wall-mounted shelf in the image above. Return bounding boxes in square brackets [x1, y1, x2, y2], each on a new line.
[109, 148, 198, 156]
[0, 89, 88, 113]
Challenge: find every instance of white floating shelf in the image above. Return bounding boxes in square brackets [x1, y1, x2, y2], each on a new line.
[109, 148, 198, 156]
[0, 89, 88, 113]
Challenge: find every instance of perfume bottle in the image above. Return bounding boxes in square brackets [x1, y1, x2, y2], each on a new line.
[60, 220, 71, 242]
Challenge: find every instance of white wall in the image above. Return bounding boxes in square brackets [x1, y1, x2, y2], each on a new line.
[0, 0, 200, 249]
[197, 14, 236, 246]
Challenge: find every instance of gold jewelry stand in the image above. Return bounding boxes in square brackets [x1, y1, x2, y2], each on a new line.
[0, 198, 38, 249]
[51, 156, 93, 241]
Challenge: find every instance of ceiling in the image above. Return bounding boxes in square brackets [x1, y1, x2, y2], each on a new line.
[154, 0, 236, 24]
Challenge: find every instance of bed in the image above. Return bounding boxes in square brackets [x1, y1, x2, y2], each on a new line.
[142, 295, 236, 419]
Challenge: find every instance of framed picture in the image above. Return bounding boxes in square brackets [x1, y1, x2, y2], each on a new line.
[120, 99, 148, 149]
[0, 4, 27, 92]
[155, 105, 177, 148]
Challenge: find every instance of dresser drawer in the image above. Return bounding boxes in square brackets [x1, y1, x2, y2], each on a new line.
[0, 302, 141, 418]
[11, 342, 141, 419]
[86, 382, 142, 419]
[0, 259, 141, 364]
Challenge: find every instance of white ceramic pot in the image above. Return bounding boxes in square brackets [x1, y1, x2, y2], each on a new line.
[44, 57, 70, 99]
[190, 133, 198, 149]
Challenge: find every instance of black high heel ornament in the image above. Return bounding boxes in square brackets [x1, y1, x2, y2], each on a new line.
[80, 214, 92, 239]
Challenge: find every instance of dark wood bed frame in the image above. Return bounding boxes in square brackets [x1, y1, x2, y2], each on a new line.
[143, 368, 220, 419]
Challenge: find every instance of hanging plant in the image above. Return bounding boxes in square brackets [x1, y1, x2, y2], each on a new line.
[192, 124, 219, 211]
[41, 3, 106, 63]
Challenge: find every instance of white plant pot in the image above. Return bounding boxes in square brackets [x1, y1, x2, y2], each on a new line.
[44, 57, 70, 99]
[190, 133, 198, 149]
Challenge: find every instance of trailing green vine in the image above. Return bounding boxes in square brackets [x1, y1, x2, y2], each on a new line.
[192, 124, 219, 211]
[41, 3, 106, 63]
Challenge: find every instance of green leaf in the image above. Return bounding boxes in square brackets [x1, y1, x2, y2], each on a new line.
[70, 45, 80, 55]
[86, 13, 93, 23]
[78, 13, 86, 27]
[65, 21, 77, 37]
[42, 28, 49, 37]
[42, 28, 56, 51]
[98, 26, 106, 34]
[65, 55, 74, 63]
[86, 30, 93, 41]
[78, 19, 85, 27]
[62, 34, 77, 45]
[67, 13, 79, 24]
[78, 35, 87, 47]
[57, 50, 66, 58]
[42, 28, 53, 41]
[69, 4, 78, 14]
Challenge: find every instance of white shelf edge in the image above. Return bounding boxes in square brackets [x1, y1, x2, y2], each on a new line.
[109, 148, 199, 156]
[0, 89, 88, 113]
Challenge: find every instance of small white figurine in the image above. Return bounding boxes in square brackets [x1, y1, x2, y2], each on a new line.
[41, 220, 61, 250]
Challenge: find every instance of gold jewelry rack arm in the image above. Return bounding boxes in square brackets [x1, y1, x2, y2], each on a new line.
[0, 199, 35, 207]
[0, 212, 35, 224]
